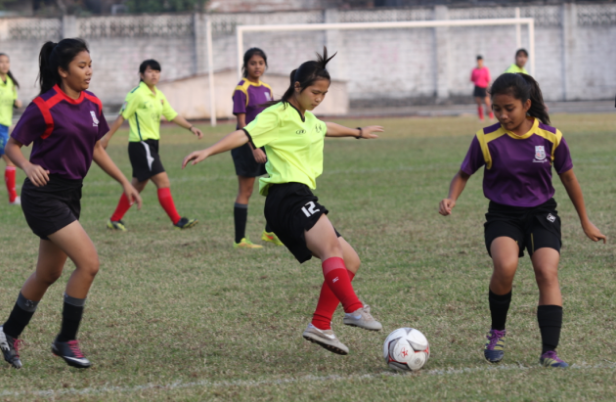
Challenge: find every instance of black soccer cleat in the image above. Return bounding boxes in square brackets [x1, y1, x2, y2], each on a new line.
[0, 326, 22, 369]
[52, 338, 92, 369]
[174, 217, 198, 230]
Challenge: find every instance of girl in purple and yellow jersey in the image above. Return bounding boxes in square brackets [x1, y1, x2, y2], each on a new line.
[0, 39, 141, 369]
[0, 53, 22, 205]
[439, 73, 605, 368]
[470, 55, 493, 121]
[231, 48, 282, 249]
[183, 48, 384, 356]
[102, 59, 203, 231]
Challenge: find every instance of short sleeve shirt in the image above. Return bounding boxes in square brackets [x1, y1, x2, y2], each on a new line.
[11, 85, 109, 180]
[470, 67, 491, 88]
[120, 81, 178, 142]
[232, 79, 273, 126]
[243, 102, 327, 196]
[0, 75, 17, 127]
[505, 64, 530, 75]
[460, 118, 573, 207]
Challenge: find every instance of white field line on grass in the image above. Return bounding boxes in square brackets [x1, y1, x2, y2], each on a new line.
[2, 362, 616, 398]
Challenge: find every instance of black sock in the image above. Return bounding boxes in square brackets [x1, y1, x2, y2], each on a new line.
[234, 203, 248, 243]
[265, 223, 272, 233]
[537, 305, 562, 354]
[489, 289, 512, 331]
[2, 293, 39, 338]
[57, 294, 86, 343]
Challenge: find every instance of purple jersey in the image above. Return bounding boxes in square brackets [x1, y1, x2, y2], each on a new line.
[461, 118, 573, 207]
[232, 79, 273, 126]
[12, 85, 109, 180]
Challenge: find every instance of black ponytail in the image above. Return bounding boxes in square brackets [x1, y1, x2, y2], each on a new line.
[489, 73, 550, 125]
[37, 38, 89, 95]
[0, 53, 19, 88]
[265, 46, 336, 107]
[242, 48, 268, 78]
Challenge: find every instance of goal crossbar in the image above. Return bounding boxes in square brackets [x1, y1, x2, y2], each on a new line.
[236, 17, 535, 78]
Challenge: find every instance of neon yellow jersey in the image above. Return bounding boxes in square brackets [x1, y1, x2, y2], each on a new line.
[505, 64, 530, 75]
[120, 81, 178, 142]
[243, 102, 327, 196]
[0, 75, 17, 127]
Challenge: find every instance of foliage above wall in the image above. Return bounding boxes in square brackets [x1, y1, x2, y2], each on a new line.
[125, 0, 207, 13]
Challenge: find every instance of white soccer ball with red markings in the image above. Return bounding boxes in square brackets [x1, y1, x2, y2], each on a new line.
[383, 328, 430, 371]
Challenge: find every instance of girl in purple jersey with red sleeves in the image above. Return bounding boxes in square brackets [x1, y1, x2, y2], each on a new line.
[230, 48, 282, 249]
[439, 73, 606, 368]
[0, 39, 141, 369]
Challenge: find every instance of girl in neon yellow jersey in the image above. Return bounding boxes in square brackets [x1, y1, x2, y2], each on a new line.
[0, 53, 22, 205]
[183, 48, 384, 355]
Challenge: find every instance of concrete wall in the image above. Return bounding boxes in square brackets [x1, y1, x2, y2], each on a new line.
[157, 70, 349, 119]
[0, 3, 614, 118]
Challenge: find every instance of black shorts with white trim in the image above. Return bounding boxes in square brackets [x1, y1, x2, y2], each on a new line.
[484, 198, 561, 258]
[264, 182, 341, 263]
[128, 139, 165, 182]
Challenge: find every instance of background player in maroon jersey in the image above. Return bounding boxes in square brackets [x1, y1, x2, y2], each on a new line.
[0, 38, 141, 369]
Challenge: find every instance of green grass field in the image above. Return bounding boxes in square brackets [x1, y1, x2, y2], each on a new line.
[0, 114, 615, 401]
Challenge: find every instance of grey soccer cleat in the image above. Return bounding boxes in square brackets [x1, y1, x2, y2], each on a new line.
[343, 305, 382, 331]
[302, 323, 349, 355]
[0, 326, 22, 369]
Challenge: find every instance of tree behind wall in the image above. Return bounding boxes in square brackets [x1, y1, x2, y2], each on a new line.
[0, 0, 20, 10]
[125, 0, 207, 13]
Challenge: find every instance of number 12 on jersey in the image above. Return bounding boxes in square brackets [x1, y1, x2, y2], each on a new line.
[302, 201, 320, 217]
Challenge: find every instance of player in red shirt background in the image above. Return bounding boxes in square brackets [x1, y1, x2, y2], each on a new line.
[470, 55, 493, 121]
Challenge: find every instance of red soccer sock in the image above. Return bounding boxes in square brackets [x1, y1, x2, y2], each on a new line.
[110, 193, 133, 222]
[4, 166, 17, 203]
[478, 106, 485, 120]
[488, 111, 494, 119]
[321, 257, 363, 315]
[157, 187, 181, 224]
[312, 270, 355, 330]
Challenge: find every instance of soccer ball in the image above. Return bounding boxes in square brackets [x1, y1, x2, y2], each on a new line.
[383, 328, 430, 372]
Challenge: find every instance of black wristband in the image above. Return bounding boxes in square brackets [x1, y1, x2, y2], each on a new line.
[356, 127, 362, 139]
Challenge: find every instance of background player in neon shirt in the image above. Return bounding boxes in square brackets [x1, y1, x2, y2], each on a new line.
[102, 59, 202, 231]
[505, 49, 530, 75]
[439, 73, 605, 368]
[470, 55, 493, 121]
[182, 48, 384, 355]
[0, 39, 141, 369]
[0, 53, 23, 205]
[231, 48, 282, 249]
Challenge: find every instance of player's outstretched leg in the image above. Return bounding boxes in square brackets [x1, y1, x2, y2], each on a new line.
[306, 215, 381, 333]
[304, 237, 361, 354]
[484, 237, 517, 363]
[532, 248, 568, 368]
[151, 173, 197, 230]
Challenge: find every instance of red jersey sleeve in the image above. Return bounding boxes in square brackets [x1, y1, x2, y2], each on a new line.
[11, 101, 48, 146]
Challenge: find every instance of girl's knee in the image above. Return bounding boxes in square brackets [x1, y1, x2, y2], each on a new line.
[78, 256, 100, 278]
[346, 258, 360, 274]
[535, 268, 558, 286]
[37, 270, 62, 286]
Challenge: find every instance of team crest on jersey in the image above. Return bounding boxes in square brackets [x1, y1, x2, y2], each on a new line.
[534, 145, 547, 163]
[264, 92, 271, 101]
[90, 111, 99, 127]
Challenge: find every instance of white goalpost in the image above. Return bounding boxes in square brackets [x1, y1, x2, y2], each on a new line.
[235, 15, 535, 84]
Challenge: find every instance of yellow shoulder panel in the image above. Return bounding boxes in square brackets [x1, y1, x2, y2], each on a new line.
[233, 80, 251, 106]
[475, 128, 506, 170]
[534, 127, 562, 161]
